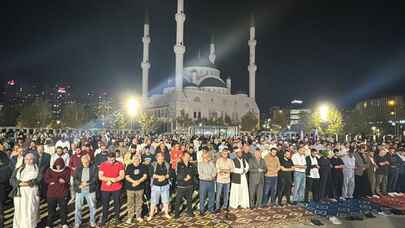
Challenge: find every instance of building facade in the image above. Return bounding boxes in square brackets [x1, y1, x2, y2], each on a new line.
[141, 0, 259, 131]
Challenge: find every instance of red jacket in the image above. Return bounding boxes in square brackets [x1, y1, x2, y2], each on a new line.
[68, 153, 81, 176]
[170, 148, 183, 170]
[44, 158, 71, 198]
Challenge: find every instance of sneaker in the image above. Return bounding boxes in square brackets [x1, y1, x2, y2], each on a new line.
[311, 218, 324, 226]
[329, 216, 342, 225]
[164, 214, 172, 219]
[126, 218, 132, 224]
[372, 195, 380, 199]
[136, 218, 143, 223]
[62, 225, 69, 228]
[330, 198, 337, 203]
[74, 224, 80, 228]
[146, 216, 152, 222]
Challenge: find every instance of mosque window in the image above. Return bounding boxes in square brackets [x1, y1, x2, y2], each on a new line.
[211, 98, 214, 103]
[193, 112, 197, 119]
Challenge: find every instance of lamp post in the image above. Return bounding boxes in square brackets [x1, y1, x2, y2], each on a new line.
[388, 99, 397, 137]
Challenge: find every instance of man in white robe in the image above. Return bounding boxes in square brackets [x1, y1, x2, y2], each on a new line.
[229, 148, 250, 209]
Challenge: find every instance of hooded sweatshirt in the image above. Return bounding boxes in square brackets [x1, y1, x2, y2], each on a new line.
[44, 158, 71, 198]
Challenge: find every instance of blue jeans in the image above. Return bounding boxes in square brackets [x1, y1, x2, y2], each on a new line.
[75, 191, 97, 226]
[199, 180, 215, 213]
[262, 176, 278, 206]
[292, 172, 306, 202]
[216, 182, 230, 210]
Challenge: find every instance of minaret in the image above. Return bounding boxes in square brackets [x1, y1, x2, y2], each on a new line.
[209, 35, 216, 64]
[174, 0, 186, 91]
[248, 14, 257, 99]
[141, 10, 151, 102]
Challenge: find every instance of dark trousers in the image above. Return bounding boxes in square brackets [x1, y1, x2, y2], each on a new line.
[305, 177, 320, 202]
[354, 174, 370, 198]
[277, 175, 292, 204]
[0, 184, 6, 228]
[319, 169, 330, 200]
[388, 168, 400, 193]
[101, 190, 121, 225]
[47, 196, 68, 226]
[175, 186, 193, 217]
[262, 176, 278, 206]
[330, 172, 343, 199]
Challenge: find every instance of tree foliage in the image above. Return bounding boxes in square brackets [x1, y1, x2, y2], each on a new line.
[113, 111, 129, 129]
[61, 103, 92, 128]
[176, 109, 193, 128]
[16, 98, 52, 128]
[138, 112, 158, 135]
[344, 110, 371, 135]
[304, 105, 344, 135]
[0, 105, 20, 126]
[240, 111, 258, 132]
[272, 110, 288, 129]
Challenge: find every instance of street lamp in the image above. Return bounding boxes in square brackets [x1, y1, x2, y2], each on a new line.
[387, 99, 398, 137]
[319, 104, 329, 122]
[126, 97, 140, 129]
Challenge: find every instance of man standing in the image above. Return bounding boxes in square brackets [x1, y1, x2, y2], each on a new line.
[262, 148, 280, 207]
[291, 147, 307, 204]
[74, 155, 98, 228]
[174, 152, 196, 218]
[98, 151, 125, 226]
[353, 146, 369, 198]
[215, 147, 234, 212]
[388, 147, 401, 193]
[375, 148, 390, 195]
[342, 151, 356, 199]
[147, 152, 171, 221]
[229, 148, 250, 209]
[125, 155, 147, 224]
[305, 149, 320, 202]
[248, 148, 266, 208]
[198, 148, 217, 215]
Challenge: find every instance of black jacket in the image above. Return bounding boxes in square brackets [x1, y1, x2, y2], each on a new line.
[0, 152, 12, 185]
[73, 164, 99, 193]
[176, 161, 196, 187]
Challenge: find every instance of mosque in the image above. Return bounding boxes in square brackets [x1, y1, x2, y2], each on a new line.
[141, 0, 259, 131]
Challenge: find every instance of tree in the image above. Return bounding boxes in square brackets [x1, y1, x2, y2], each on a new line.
[61, 103, 91, 128]
[113, 111, 129, 129]
[138, 113, 158, 135]
[306, 104, 344, 136]
[17, 98, 52, 128]
[272, 110, 288, 129]
[224, 114, 233, 126]
[176, 109, 193, 129]
[344, 110, 371, 135]
[0, 105, 20, 126]
[96, 99, 113, 127]
[240, 111, 258, 132]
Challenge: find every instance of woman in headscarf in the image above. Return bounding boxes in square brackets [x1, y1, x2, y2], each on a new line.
[10, 153, 41, 228]
[44, 157, 71, 228]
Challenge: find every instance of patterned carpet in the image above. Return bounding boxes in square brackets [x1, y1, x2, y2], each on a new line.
[368, 195, 405, 212]
[110, 206, 312, 228]
[304, 199, 382, 217]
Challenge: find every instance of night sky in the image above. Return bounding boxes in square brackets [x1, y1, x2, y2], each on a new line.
[0, 0, 403, 111]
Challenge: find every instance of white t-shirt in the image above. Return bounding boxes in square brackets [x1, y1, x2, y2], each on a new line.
[292, 153, 306, 173]
[309, 156, 320, 179]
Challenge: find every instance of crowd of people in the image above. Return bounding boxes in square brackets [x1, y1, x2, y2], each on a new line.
[0, 129, 405, 228]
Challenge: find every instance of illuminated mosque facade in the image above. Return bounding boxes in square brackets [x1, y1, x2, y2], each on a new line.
[141, 0, 259, 131]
